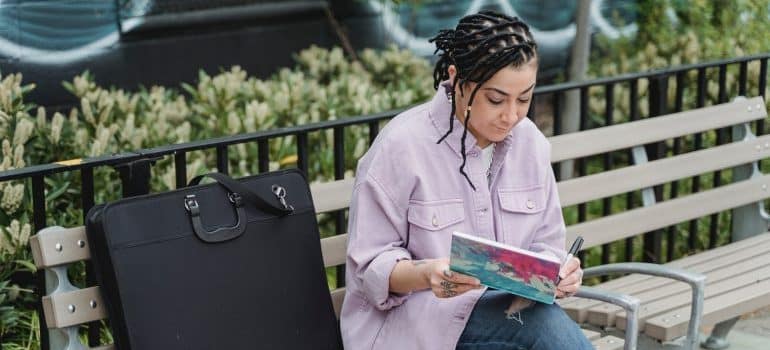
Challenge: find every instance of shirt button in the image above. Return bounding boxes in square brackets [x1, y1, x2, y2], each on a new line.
[526, 200, 535, 209]
[468, 151, 479, 157]
[432, 215, 439, 227]
[479, 207, 488, 213]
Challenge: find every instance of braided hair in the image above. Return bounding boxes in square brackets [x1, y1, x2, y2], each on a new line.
[430, 10, 538, 191]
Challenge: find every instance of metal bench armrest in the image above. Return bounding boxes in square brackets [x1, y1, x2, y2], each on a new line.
[574, 286, 640, 350]
[583, 262, 706, 350]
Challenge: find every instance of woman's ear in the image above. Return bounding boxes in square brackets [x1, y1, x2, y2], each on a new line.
[447, 65, 457, 84]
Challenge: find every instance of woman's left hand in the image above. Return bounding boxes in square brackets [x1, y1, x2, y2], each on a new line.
[556, 256, 583, 298]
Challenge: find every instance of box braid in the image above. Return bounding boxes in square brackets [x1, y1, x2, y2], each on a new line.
[429, 10, 537, 191]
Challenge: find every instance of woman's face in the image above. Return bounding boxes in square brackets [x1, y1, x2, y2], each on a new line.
[448, 63, 537, 148]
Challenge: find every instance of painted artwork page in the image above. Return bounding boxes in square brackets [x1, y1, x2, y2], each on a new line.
[449, 231, 561, 304]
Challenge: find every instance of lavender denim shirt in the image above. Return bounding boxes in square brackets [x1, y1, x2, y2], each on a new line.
[340, 83, 567, 350]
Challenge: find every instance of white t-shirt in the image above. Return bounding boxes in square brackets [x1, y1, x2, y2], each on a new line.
[481, 143, 494, 179]
[481, 143, 495, 186]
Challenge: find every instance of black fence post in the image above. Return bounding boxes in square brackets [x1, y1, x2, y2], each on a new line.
[643, 75, 668, 263]
[175, 152, 187, 189]
[258, 139, 269, 173]
[601, 83, 615, 275]
[576, 87, 589, 264]
[297, 132, 309, 176]
[115, 158, 159, 197]
[216, 145, 229, 175]
[31, 175, 49, 350]
[79, 167, 101, 346]
[626, 79, 639, 261]
[333, 127, 346, 288]
[368, 121, 380, 146]
[551, 91, 562, 181]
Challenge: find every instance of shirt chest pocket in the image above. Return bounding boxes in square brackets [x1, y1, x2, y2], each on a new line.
[498, 185, 546, 246]
[407, 199, 465, 233]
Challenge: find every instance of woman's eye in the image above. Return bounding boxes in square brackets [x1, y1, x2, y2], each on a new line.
[488, 98, 504, 105]
[518, 98, 531, 103]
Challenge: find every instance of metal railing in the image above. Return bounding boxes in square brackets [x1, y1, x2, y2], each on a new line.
[1, 53, 767, 348]
[530, 53, 769, 267]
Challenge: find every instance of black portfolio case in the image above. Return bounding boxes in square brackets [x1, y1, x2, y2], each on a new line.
[86, 169, 341, 349]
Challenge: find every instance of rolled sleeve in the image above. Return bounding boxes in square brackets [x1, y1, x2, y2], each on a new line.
[362, 248, 412, 310]
[347, 173, 412, 311]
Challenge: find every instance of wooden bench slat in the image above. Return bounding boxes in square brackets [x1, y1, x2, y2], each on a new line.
[590, 251, 770, 327]
[581, 329, 602, 341]
[30, 226, 90, 268]
[559, 232, 770, 310]
[591, 335, 625, 350]
[558, 133, 770, 207]
[567, 175, 770, 248]
[550, 97, 766, 162]
[42, 286, 107, 329]
[321, 234, 348, 268]
[584, 238, 770, 315]
[615, 264, 770, 331]
[644, 277, 770, 341]
[331, 287, 345, 318]
[311, 178, 355, 214]
[561, 233, 770, 321]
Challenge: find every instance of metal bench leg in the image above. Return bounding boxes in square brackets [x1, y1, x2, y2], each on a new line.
[701, 317, 740, 350]
[50, 327, 89, 350]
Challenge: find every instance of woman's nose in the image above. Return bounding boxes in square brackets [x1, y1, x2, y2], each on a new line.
[502, 106, 519, 123]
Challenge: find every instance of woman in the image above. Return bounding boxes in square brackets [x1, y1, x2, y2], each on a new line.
[340, 10, 592, 350]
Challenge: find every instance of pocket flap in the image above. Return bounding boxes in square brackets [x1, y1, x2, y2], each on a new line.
[499, 185, 546, 214]
[407, 200, 465, 231]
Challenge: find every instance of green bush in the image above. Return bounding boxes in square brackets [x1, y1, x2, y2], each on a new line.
[0, 45, 432, 349]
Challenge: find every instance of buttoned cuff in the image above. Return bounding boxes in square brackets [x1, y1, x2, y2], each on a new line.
[362, 248, 412, 311]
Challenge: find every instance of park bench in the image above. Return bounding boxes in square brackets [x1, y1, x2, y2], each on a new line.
[30, 96, 768, 350]
[554, 95, 769, 349]
[29, 190, 633, 350]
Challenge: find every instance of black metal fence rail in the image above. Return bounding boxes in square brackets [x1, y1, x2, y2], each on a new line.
[528, 53, 769, 268]
[2, 53, 767, 349]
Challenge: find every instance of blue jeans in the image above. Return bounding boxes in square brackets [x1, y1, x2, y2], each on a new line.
[457, 290, 593, 350]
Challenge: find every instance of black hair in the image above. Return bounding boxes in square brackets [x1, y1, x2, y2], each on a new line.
[429, 10, 538, 191]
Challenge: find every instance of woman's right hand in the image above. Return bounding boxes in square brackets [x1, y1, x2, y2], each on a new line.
[425, 258, 482, 298]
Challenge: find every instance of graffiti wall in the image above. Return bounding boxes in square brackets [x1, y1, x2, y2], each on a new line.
[0, 0, 636, 107]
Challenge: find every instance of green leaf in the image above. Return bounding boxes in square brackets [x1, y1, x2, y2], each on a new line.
[44, 181, 70, 202]
[61, 80, 75, 93]
[181, 83, 197, 97]
[13, 260, 37, 274]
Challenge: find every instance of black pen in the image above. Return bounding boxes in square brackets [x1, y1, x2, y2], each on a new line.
[557, 236, 584, 285]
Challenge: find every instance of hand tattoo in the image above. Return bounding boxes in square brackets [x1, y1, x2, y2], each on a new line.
[440, 280, 457, 290]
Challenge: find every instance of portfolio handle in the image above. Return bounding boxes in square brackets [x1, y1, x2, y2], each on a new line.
[188, 173, 294, 216]
[184, 192, 247, 243]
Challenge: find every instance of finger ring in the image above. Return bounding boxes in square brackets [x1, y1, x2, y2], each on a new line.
[443, 290, 457, 298]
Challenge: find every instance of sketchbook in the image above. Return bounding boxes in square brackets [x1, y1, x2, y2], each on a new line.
[449, 231, 562, 304]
